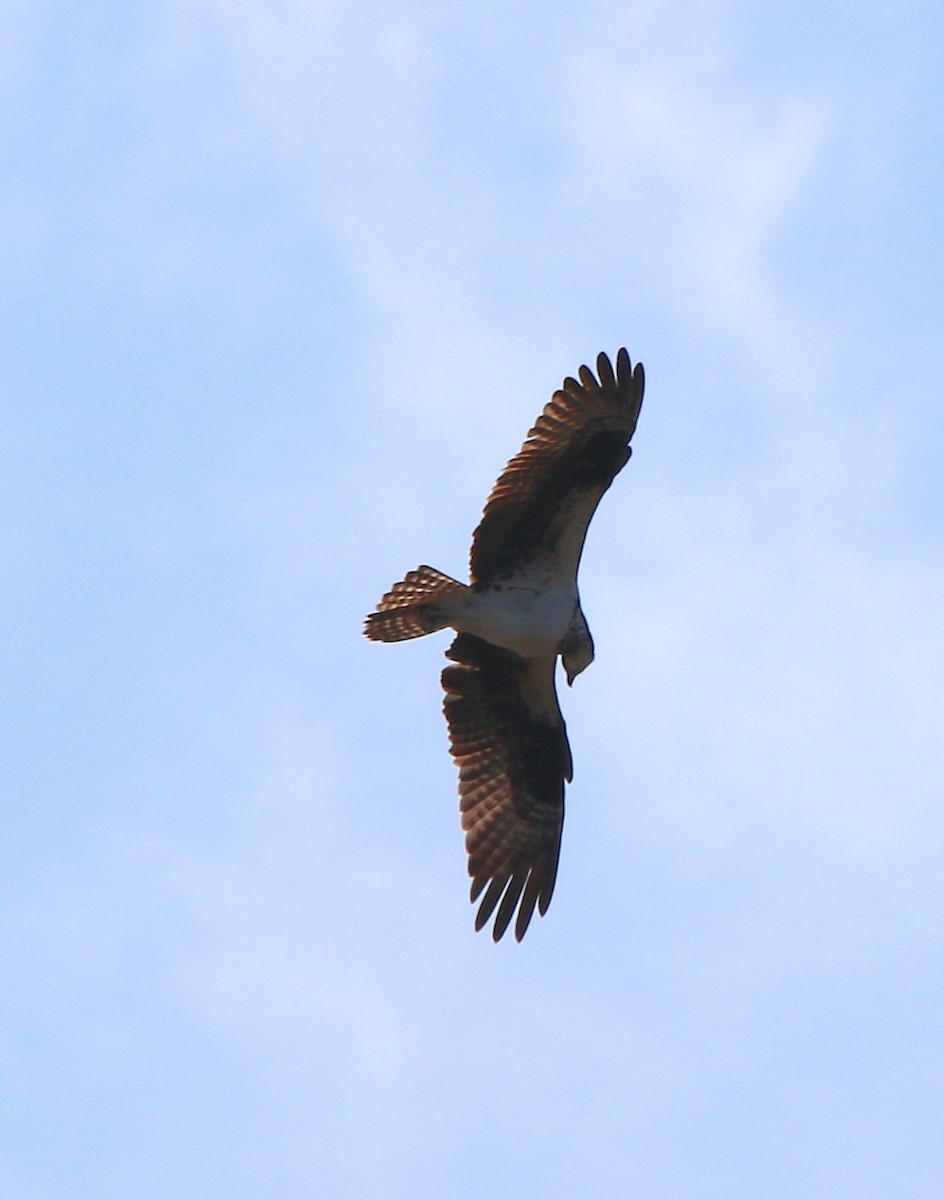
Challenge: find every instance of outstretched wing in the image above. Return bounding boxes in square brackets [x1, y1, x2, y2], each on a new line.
[470, 349, 645, 584]
[441, 633, 572, 942]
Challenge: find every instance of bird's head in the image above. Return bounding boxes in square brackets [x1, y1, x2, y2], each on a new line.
[560, 627, 595, 687]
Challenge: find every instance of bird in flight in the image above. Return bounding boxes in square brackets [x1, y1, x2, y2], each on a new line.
[364, 349, 645, 941]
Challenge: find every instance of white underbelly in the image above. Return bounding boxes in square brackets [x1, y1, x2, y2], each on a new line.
[453, 583, 576, 658]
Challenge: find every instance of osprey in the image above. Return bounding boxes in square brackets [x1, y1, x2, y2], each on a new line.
[364, 349, 645, 941]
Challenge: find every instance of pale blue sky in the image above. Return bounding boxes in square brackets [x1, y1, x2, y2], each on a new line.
[3, 1, 944, 1197]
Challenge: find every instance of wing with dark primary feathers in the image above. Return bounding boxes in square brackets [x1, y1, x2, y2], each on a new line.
[441, 633, 571, 942]
[470, 349, 645, 584]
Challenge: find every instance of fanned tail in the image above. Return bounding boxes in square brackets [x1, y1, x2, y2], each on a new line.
[363, 565, 470, 642]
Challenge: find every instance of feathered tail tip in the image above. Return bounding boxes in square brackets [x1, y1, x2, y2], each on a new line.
[363, 565, 469, 642]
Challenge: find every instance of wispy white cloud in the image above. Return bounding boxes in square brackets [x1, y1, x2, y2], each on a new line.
[562, 5, 834, 374]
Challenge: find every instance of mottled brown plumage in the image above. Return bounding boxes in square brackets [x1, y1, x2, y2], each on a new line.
[471, 348, 644, 583]
[442, 633, 571, 941]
